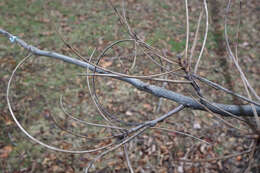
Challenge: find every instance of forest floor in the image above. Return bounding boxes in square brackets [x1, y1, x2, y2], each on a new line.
[0, 0, 260, 172]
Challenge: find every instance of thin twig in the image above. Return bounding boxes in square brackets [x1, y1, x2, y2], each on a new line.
[85, 127, 148, 173]
[192, 74, 260, 107]
[60, 96, 124, 130]
[152, 127, 211, 145]
[184, 0, 190, 68]
[194, 0, 209, 74]
[224, 0, 260, 129]
[179, 148, 252, 163]
[124, 144, 134, 173]
[189, 10, 203, 70]
[78, 73, 189, 84]
[7, 54, 115, 154]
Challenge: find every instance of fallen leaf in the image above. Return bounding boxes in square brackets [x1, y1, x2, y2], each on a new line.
[143, 103, 152, 111]
[126, 110, 133, 116]
[193, 121, 201, 129]
[0, 146, 13, 158]
[61, 142, 72, 150]
[42, 157, 50, 165]
[100, 60, 113, 68]
[40, 31, 53, 36]
[236, 155, 242, 161]
[52, 165, 63, 172]
[1, 114, 13, 125]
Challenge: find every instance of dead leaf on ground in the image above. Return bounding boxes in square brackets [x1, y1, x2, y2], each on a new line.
[0, 145, 13, 158]
[143, 103, 152, 111]
[100, 59, 113, 68]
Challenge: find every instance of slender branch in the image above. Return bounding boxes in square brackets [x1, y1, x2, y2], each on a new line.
[60, 95, 125, 130]
[194, 0, 209, 74]
[189, 10, 203, 69]
[179, 148, 252, 163]
[152, 127, 210, 145]
[224, 1, 260, 128]
[184, 0, 190, 67]
[124, 144, 134, 173]
[85, 127, 148, 173]
[192, 74, 260, 107]
[1, 28, 260, 117]
[6, 53, 115, 154]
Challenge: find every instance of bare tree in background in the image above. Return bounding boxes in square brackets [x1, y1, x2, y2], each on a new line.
[1, 0, 260, 172]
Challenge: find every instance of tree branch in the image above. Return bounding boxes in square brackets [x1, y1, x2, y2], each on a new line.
[1, 28, 259, 117]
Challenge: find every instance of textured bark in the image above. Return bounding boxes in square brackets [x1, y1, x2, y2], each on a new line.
[1, 28, 260, 117]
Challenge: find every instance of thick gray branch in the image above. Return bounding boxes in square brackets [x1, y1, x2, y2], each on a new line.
[1, 29, 259, 117]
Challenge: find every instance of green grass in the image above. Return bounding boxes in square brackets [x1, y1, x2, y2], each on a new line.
[168, 39, 186, 52]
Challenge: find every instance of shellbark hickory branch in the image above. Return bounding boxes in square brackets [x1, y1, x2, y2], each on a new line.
[1, 29, 259, 117]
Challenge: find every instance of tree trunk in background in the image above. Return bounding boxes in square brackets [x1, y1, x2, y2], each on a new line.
[208, 0, 241, 104]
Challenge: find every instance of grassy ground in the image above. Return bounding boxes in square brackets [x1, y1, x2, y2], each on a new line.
[0, 0, 259, 172]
